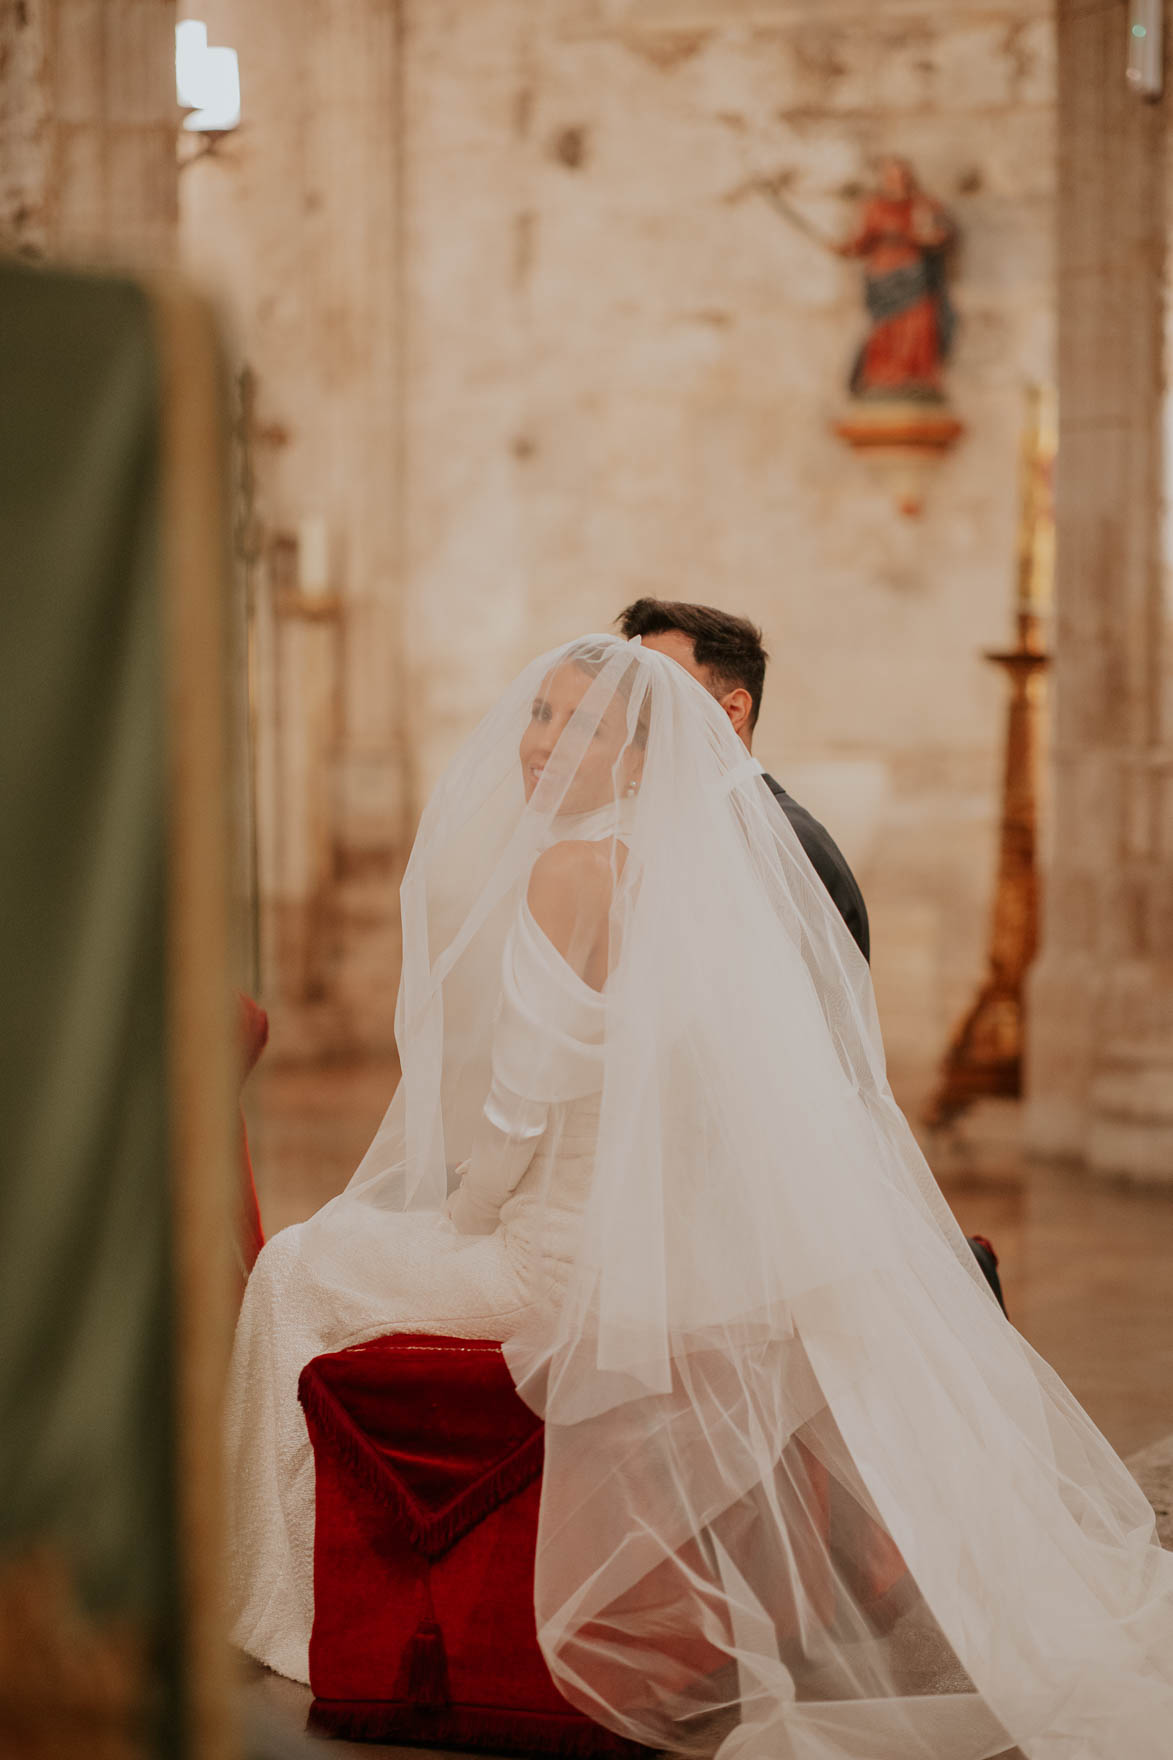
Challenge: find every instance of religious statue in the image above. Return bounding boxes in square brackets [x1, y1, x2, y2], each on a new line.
[733, 153, 964, 513]
[833, 157, 957, 403]
[828, 157, 963, 513]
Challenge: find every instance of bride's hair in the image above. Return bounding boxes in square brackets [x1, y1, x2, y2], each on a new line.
[563, 637, 651, 748]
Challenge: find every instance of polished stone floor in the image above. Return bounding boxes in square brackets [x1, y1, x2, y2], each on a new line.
[248, 1058, 1173, 1457]
[241, 1059, 1173, 1756]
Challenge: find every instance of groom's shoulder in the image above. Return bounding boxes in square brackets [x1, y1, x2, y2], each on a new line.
[759, 773, 825, 845]
[758, 772, 871, 962]
[760, 773, 819, 842]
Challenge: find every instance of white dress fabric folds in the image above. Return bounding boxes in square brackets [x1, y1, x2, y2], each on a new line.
[226, 895, 608, 1683]
[227, 635, 1173, 1757]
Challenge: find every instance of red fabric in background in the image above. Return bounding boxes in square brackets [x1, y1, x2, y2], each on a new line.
[235, 992, 267, 1296]
[299, 1335, 650, 1756]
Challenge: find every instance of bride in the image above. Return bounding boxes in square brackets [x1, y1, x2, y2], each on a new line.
[227, 635, 1173, 1759]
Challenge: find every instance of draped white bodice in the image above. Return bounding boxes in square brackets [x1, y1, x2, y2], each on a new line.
[445, 894, 608, 1234]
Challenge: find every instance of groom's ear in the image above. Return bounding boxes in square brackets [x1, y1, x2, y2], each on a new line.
[720, 687, 754, 746]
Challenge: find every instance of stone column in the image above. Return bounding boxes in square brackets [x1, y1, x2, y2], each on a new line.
[1026, 0, 1173, 1183]
[0, 0, 177, 267]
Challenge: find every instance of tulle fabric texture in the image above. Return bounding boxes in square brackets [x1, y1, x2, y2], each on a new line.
[340, 636, 1173, 1760]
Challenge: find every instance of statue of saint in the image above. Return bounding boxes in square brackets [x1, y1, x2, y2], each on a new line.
[834, 157, 956, 401]
[731, 149, 964, 508]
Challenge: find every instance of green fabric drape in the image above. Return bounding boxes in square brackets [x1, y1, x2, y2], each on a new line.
[0, 259, 181, 1742]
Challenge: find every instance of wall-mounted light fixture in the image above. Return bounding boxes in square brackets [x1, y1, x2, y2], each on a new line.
[176, 19, 241, 133]
[1126, 0, 1163, 101]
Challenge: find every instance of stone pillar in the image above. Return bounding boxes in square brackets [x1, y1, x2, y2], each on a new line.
[1026, 0, 1173, 1183]
[0, 0, 177, 267]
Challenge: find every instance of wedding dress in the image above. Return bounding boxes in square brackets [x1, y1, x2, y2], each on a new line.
[227, 635, 1173, 1757]
[227, 859, 615, 1683]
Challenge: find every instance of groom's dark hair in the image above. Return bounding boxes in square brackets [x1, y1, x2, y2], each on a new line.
[617, 598, 769, 730]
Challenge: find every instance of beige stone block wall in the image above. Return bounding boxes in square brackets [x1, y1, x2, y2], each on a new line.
[179, 0, 406, 1059]
[0, 0, 177, 267]
[179, 0, 1057, 1110]
[400, 0, 1055, 1112]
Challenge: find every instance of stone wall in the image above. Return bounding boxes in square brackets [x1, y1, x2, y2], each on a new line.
[181, 0, 1056, 1109]
[402, 0, 1056, 1114]
[179, 0, 407, 1058]
[14, 2, 1171, 1180]
[1026, 0, 1173, 1183]
[0, 0, 177, 267]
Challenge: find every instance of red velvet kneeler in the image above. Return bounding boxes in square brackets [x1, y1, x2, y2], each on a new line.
[298, 1335, 650, 1756]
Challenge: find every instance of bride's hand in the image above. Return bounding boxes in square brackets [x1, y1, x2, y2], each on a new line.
[445, 1163, 500, 1235]
[442, 1161, 470, 1227]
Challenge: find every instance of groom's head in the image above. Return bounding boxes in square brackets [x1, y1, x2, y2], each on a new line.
[617, 598, 768, 750]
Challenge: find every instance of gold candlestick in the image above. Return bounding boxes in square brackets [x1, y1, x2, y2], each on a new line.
[925, 385, 1055, 1128]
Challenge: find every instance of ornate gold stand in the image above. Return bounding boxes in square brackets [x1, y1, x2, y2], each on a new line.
[925, 613, 1049, 1126]
[925, 385, 1055, 1129]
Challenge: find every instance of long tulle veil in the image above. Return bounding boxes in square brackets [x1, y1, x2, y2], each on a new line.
[336, 635, 1173, 1759]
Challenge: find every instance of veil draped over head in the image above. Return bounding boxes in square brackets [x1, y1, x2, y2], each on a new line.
[340, 636, 1173, 1759]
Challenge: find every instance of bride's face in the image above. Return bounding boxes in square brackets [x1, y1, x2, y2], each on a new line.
[519, 663, 641, 813]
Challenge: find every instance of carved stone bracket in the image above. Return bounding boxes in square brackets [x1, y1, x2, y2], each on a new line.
[833, 399, 965, 517]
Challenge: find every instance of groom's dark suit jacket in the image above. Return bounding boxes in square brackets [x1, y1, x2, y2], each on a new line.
[760, 773, 870, 964]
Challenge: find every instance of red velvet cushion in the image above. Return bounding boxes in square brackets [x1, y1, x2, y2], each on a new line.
[298, 1335, 650, 1757]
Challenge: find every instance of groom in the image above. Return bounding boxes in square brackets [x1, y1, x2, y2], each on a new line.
[619, 597, 1006, 1313]
[618, 598, 870, 961]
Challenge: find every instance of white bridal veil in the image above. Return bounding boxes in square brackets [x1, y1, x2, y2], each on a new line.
[340, 635, 1173, 1759]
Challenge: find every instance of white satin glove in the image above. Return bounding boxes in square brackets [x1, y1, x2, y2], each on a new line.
[444, 1167, 500, 1236]
[444, 1080, 548, 1235]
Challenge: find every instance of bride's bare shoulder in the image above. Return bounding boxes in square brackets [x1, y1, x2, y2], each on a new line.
[526, 840, 618, 959]
[528, 839, 615, 905]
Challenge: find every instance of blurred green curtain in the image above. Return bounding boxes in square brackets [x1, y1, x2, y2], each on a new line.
[0, 259, 182, 1749]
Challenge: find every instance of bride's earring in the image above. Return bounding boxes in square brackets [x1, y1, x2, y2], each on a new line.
[625, 780, 637, 796]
